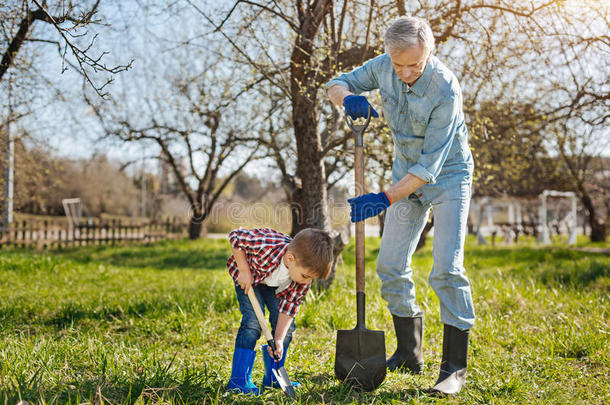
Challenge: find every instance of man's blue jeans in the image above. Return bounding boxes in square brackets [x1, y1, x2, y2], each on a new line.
[234, 284, 295, 350]
[376, 194, 475, 331]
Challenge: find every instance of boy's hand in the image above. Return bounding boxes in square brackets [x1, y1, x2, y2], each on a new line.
[270, 312, 292, 360]
[237, 268, 253, 294]
[268, 339, 284, 360]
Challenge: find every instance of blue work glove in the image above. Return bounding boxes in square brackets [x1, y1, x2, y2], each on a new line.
[348, 192, 391, 223]
[343, 95, 379, 120]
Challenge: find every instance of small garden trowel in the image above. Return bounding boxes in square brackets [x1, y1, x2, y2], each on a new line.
[246, 288, 296, 399]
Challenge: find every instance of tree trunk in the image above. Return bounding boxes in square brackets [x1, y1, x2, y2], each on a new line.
[315, 229, 349, 290]
[292, 94, 329, 231]
[289, 191, 303, 238]
[378, 211, 386, 237]
[577, 182, 607, 242]
[589, 215, 607, 242]
[188, 201, 207, 239]
[188, 219, 204, 239]
[292, 92, 343, 288]
[285, 178, 303, 238]
[290, 1, 344, 288]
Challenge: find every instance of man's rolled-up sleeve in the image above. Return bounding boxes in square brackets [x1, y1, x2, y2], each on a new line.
[408, 96, 460, 184]
[325, 57, 379, 94]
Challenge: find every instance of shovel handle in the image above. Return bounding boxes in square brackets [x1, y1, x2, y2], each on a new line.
[346, 107, 371, 294]
[344, 109, 372, 326]
[354, 144, 365, 294]
[349, 111, 368, 328]
[349, 110, 370, 294]
[247, 288, 273, 340]
[246, 288, 280, 359]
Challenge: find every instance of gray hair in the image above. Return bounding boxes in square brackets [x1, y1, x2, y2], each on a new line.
[384, 16, 435, 55]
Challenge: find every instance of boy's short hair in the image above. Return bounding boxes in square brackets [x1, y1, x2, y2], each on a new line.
[289, 228, 334, 280]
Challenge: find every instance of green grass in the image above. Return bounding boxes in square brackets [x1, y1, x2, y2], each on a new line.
[0, 236, 608, 404]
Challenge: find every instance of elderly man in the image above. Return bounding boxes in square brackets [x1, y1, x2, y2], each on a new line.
[326, 16, 475, 395]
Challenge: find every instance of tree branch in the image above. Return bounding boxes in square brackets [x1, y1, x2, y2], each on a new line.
[233, 0, 298, 31]
[28, 0, 132, 97]
[468, 0, 560, 18]
[184, 0, 291, 97]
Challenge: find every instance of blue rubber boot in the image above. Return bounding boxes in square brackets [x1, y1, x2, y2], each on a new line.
[262, 344, 301, 389]
[226, 347, 260, 395]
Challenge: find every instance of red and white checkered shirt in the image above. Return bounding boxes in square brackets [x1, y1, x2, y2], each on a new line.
[227, 228, 311, 317]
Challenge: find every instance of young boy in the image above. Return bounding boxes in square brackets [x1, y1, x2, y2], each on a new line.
[226, 227, 334, 395]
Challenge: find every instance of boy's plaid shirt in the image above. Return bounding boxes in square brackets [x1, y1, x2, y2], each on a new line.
[227, 228, 311, 317]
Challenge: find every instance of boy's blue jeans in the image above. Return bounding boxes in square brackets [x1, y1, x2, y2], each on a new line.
[376, 193, 475, 331]
[234, 284, 295, 350]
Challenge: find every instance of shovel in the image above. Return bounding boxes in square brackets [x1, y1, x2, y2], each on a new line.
[246, 288, 296, 399]
[335, 109, 386, 391]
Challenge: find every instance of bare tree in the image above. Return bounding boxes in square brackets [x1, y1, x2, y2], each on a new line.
[380, 1, 610, 242]
[245, 83, 352, 236]
[179, 0, 610, 284]
[553, 123, 608, 241]
[1, 0, 132, 97]
[456, 0, 609, 241]
[179, 0, 608, 251]
[88, 74, 263, 238]
[84, 5, 267, 239]
[182, 0, 385, 285]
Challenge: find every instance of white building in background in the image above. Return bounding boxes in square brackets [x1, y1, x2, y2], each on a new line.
[470, 192, 581, 245]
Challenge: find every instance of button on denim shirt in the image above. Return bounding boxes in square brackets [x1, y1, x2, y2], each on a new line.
[326, 54, 474, 204]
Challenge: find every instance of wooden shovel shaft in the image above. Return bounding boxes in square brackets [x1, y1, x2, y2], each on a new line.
[246, 288, 274, 341]
[354, 145, 365, 294]
[246, 288, 297, 398]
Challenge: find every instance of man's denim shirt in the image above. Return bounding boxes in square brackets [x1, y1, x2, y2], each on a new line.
[326, 54, 474, 204]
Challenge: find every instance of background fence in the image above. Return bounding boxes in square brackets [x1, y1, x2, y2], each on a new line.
[0, 218, 188, 250]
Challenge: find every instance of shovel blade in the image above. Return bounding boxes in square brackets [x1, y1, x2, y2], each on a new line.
[335, 328, 386, 391]
[272, 367, 296, 398]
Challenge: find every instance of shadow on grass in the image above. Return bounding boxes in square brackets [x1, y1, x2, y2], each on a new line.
[43, 299, 177, 329]
[468, 246, 582, 266]
[55, 239, 230, 271]
[539, 259, 609, 291]
[468, 246, 609, 290]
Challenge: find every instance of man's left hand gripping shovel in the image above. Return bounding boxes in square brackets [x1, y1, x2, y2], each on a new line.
[246, 288, 297, 399]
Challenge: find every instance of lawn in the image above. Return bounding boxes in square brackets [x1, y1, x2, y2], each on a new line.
[0, 236, 608, 404]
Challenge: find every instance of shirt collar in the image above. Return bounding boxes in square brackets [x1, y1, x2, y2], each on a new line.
[404, 57, 433, 97]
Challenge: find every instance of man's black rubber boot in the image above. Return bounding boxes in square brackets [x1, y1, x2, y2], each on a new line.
[387, 314, 424, 373]
[431, 324, 470, 395]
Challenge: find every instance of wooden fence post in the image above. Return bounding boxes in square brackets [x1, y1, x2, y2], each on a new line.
[29, 220, 35, 248]
[58, 222, 62, 249]
[43, 220, 48, 250]
[21, 220, 26, 248]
